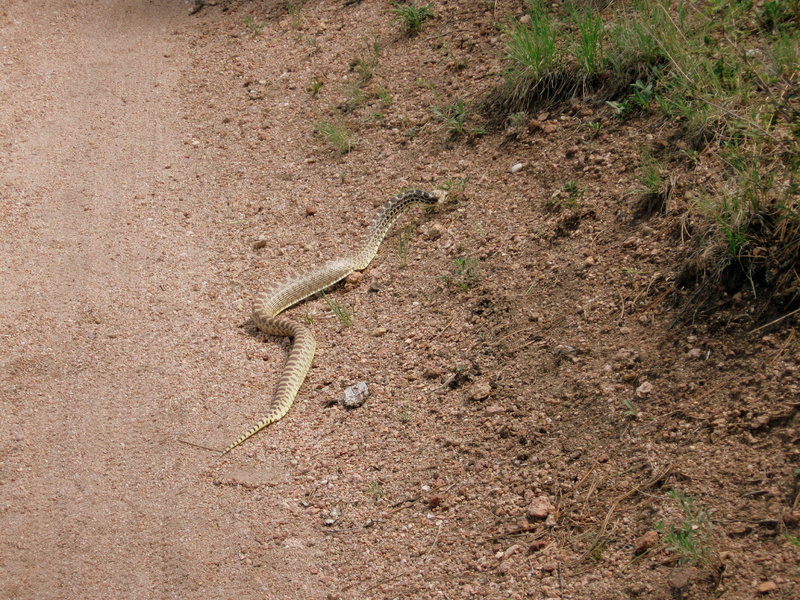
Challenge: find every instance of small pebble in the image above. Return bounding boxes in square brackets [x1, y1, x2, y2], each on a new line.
[686, 347, 703, 359]
[635, 381, 654, 397]
[633, 530, 659, 555]
[667, 567, 696, 590]
[346, 271, 363, 285]
[757, 581, 778, 594]
[510, 162, 524, 174]
[305, 206, 317, 216]
[527, 496, 554, 520]
[468, 381, 492, 401]
[424, 223, 444, 241]
[371, 327, 387, 337]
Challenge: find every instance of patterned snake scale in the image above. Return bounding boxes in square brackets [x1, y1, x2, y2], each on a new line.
[222, 190, 442, 454]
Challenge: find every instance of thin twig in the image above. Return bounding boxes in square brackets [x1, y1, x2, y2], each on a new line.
[178, 438, 223, 453]
[749, 306, 800, 334]
[421, 520, 444, 561]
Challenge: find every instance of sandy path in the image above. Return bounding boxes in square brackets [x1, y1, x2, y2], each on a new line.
[0, 1, 324, 598]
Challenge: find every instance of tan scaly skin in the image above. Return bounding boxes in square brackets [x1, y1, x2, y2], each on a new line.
[222, 189, 443, 455]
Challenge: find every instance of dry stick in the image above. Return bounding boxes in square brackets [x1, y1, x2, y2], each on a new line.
[432, 316, 456, 340]
[576, 464, 673, 563]
[178, 438, 223, 453]
[749, 305, 800, 334]
[688, 329, 797, 408]
[420, 520, 444, 560]
[638, 289, 670, 314]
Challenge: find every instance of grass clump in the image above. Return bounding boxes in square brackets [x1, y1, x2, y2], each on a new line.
[392, 1, 433, 37]
[315, 121, 356, 154]
[308, 78, 323, 97]
[635, 151, 672, 217]
[485, 1, 799, 316]
[441, 257, 480, 291]
[287, 1, 302, 29]
[431, 98, 485, 142]
[243, 16, 267, 35]
[656, 489, 715, 566]
[367, 481, 383, 500]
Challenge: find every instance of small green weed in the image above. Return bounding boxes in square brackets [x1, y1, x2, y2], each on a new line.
[344, 84, 365, 111]
[287, 1, 302, 29]
[564, 180, 582, 202]
[309, 78, 324, 97]
[507, 111, 528, 130]
[399, 406, 412, 423]
[622, 398, 638, 417]
[655, 489, 714, 566]
[397, 224, 413, 268]
[783, 532, 800, 549]
[322, 293, 352, 327]
[243, 16, 267, 35]
[392, 1, 433, 37]
[315, 121, 356, 153]
[353, 44, 380, 85]
[377, 87, 393, 107]
[441, 257, 480, 291]
[439, 176, 469, 200]
[636, 151, 670, 217]
[367, 481, 383, 500]
[547, 180, 582, 210]
[606, 80, 655, 118]
[431, 98, 485, 142]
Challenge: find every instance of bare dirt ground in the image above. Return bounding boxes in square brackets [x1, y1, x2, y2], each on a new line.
[1, 1, 798, 599]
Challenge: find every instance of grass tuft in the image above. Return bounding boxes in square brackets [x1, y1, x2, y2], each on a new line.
[315, 121, 356, 154]
[656, 489, 715, 566]
[392, 2, 433, 37]
[431, 98, 485, 142]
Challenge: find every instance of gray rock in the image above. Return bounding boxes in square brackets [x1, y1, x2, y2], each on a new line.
[343, 381, 369, 409]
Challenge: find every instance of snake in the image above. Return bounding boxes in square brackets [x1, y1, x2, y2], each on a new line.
[222, 189, 442, 454]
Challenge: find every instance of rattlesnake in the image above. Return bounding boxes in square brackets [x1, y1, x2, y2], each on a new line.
[222, 189, 442, 454]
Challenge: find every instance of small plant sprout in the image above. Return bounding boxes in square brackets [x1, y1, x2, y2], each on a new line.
[439, 176, 469, 199]
[655, 489, 715, 566]
[309, 78, 324, 97]
[430, 98, 485, 141]
[622, 397, 638, 417]
[315, 121, 356, 154]
[441, 256, 480, 291]
[392, 1, 433, 36]
[397, 224, 413, 268]
[607, 80, 655, 117]
[564, 180, 583, 202]
[367, 481, 383, 500]
[321, 293, 352, 327]
[287, 1, 302, 29]
[377, 87, 393, 107]
[243, 16, 267, 35]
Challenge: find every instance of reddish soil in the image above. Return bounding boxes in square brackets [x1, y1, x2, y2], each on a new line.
[1, 1, 797, 599]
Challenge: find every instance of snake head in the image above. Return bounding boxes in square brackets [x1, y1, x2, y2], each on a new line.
[430, 189, 448, 203]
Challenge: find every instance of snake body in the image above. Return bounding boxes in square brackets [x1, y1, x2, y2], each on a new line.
[222, 190, 441, 454]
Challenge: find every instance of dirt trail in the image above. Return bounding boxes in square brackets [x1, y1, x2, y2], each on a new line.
[1, 2, 324, 598]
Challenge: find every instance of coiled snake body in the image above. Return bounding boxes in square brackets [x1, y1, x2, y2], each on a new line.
[222, 190, 441, 454]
